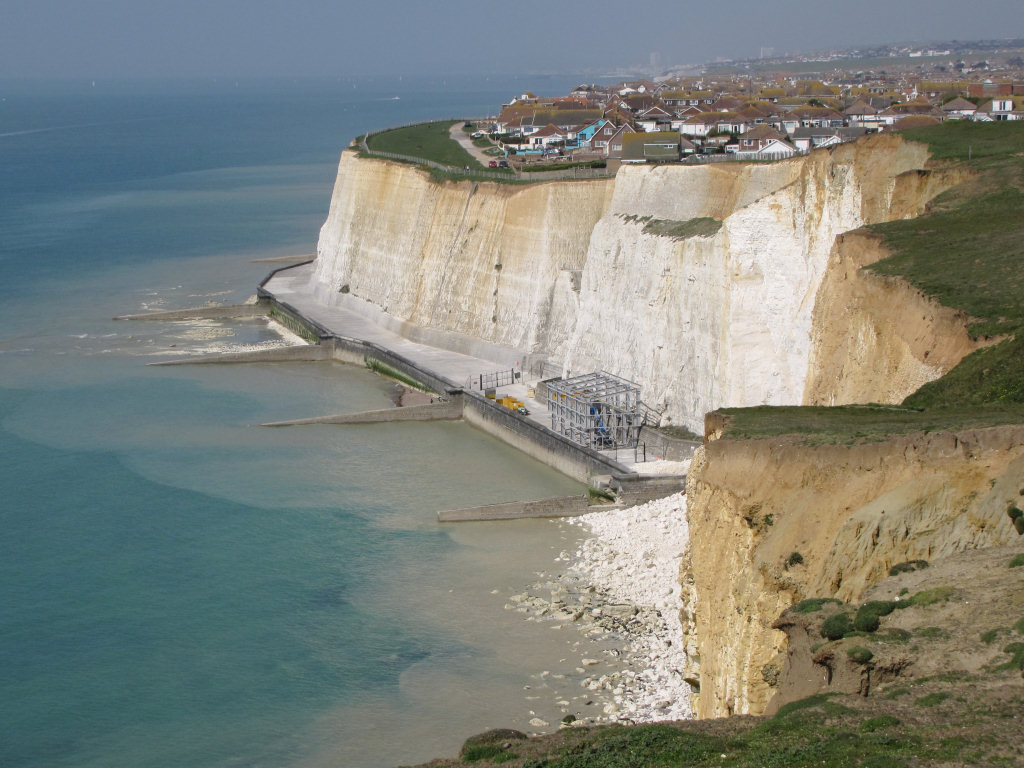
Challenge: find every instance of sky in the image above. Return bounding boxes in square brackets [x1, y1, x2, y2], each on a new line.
[2, 0, 1022, 80]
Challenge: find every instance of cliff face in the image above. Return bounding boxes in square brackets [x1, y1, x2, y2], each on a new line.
[311, 136, 959, 433]
[681, 427, 1024, 718]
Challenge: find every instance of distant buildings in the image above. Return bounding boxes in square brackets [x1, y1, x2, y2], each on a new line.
[485, 65, 1023, 167]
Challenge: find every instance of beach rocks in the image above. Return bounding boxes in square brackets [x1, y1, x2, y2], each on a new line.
[505, 490, 694, 725]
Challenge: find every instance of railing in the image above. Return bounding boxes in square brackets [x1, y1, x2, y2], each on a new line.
[680, 148, 810, 164]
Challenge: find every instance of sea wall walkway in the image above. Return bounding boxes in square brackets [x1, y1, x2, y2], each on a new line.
[250, 262, 638, 485]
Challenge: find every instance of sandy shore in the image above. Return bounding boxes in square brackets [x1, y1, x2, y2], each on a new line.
[506, 482, 693, 725]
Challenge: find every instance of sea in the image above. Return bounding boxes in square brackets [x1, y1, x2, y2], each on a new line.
[0, 74, 614, 768]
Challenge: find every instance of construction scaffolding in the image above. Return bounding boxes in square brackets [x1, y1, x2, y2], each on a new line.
[547, 371, 643, 450]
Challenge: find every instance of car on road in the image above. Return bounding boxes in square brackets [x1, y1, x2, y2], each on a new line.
[498, 160, 509, 168]
[488, 160, 498, 167]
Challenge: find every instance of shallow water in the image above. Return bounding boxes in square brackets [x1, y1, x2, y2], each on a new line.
[0, 76, 615, 768]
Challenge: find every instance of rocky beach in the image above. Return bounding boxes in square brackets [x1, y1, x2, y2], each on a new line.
[506, 480, 694, 729]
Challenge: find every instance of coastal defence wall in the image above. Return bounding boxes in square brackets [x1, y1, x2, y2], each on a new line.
[249, 289, 631, 484]
[308, 136, 967, 434]
[681, 425, 1024, 719]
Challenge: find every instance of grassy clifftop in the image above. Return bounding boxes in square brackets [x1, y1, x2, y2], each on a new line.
[869, 122, 1024, 409]
[717, 121, 1024, 441]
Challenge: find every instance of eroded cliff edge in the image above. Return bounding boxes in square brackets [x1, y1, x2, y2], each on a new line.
[682, 425, 1024, 718]
[310, 135, 967, 434]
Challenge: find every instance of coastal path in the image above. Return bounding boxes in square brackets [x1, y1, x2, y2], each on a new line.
[448, 123, 498, 167]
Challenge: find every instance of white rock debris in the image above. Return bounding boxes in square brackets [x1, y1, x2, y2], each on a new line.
[507, 489, 693, 725]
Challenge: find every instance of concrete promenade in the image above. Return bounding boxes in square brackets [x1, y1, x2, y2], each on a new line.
[258, 263, 643, 487]
[263, 263, 517, 388]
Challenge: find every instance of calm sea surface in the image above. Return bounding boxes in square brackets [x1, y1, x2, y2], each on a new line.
[0, 75, 609, 768]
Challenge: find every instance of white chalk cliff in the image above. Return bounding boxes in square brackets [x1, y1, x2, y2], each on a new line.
[310, 135, 964, 433]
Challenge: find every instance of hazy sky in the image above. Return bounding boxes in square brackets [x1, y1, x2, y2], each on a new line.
[2, 0, 1022, 79]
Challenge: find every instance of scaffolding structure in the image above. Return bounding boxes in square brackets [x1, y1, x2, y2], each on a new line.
[547, 372, 643, 449]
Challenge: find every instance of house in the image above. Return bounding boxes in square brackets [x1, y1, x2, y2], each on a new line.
[974, 99, 1020, 121]
[680, 112, 722, 138]
[621, 131, 681, 163]
[786, 106, 846, 128]
[578, 119, 635, 154]
[843, 100, 879, 125]
[735, 124, 787, 154]
[755, 138, 798, 160]
[714, 112, 749, 135]
[789, 125, 868, 152]
[604, 124, 638, 159]
[636, 105, 674, 132]
[941, 97, 978, 119]
[526, 123, 570, 149]
[892, 115, 942, 130]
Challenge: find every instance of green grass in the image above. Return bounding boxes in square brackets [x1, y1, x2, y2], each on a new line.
[981, 628, 1003, 644]
[914, 626, 949, 639]
[854, 601, 897, 632]
[642, 217, 723, 240]
[860, 715, 901, 733]
[997, 642, 1024, 672]
[868, 185, 1024, 338]
[707, 122, 1024, 442]
[897, 120, 1024, 164]
[520, 160, 608, 173]
[916, 691, 951, 707]
[365, 358, 436, 393]
[365, 121, 484, 170]
[791, 597, 843, 614]
[895, 586, 957, 609]
[1009, 553, 1024, 568]
[890, 560, 929, 576]
[503, 695, 991, 768]
[821, 612, 854, 640]
[866, 123, 1024, 409]
[714, 404, 1024, 443]
[847, 645, 875, 664]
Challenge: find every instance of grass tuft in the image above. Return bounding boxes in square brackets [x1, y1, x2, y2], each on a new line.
[821, 612, 854, 641]
[847, 645, 875, 664]
[792, 597, 843, 614]
[916, 691, 951, 707]
[642, 217, 723, 240]
[890, 560, 929, 576]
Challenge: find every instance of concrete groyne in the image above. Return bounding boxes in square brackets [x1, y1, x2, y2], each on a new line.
[134, 277, 663, 492]
[114, 304, 266, 322]
[262, 398, 463, 426]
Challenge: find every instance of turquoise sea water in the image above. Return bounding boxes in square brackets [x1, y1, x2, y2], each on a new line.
[0, 76, 607, 767]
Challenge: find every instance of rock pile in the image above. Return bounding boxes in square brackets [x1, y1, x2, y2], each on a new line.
[506, 490, 693, 725]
